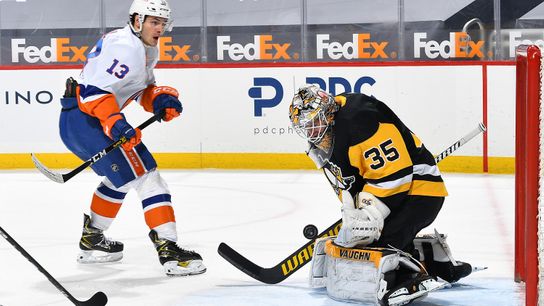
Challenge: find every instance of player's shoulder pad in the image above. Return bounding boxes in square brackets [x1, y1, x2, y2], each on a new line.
[101, 27, 145, 65]
[335, 93, 379, 143]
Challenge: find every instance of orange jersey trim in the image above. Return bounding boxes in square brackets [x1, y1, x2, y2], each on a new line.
[90, 193, 122, 218]
[144, 205, 176, 229]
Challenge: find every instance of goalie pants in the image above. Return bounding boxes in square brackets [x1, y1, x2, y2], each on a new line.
[369, 195, 444, 252]
[59, 97, 157, 188]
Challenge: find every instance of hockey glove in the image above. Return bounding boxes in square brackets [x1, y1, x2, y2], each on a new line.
[104, 113, 142, 151]
[335, 191, 391, 248]
[153, 94, 182, 122]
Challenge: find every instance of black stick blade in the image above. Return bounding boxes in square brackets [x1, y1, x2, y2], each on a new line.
[218, 242, 281, 284]
[79, 291, 108, 306]
[218, 219, 343, 284]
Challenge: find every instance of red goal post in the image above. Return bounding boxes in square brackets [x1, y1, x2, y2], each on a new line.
[515, 44, 542, 306]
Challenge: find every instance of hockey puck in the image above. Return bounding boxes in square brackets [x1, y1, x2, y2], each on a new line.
[303, 224, 318, 239]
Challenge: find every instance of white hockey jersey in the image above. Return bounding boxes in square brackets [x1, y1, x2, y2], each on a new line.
[78, 25, 158, 111]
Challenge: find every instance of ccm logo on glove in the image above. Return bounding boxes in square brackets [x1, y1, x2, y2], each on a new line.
[141, 85, 183, 122]
[104, 113, 142, 151]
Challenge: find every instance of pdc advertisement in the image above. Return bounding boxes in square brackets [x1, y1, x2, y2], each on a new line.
[0, 64, 512, 162]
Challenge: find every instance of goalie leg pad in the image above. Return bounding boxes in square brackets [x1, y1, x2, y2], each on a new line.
[414, 231, 472, 283]
[309, 236, 332, 288]
[322, 240, 438, 305]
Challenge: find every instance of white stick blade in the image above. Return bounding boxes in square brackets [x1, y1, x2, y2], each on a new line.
[30, 153, 65, 183]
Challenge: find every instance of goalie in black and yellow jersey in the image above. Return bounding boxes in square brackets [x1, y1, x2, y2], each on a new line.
[289, 84, 474, 305]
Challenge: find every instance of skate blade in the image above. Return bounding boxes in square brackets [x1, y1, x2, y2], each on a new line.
[77, 250, 123, 264]
[472, 266, 488, 273]
[164, 259, 207, 276]
[388, 279, 448, 306]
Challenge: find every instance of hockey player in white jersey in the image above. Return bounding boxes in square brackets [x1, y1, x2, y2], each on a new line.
[58, 0, 206, 276]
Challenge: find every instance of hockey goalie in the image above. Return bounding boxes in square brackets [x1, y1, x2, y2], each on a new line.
[288, 85, 474, 305]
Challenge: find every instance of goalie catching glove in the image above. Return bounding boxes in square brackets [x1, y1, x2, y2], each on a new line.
[335, 191, 391, 248]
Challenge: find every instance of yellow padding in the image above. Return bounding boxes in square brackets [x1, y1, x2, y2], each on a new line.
[324, 240, 383, 268]
[0, 153, 514, 173]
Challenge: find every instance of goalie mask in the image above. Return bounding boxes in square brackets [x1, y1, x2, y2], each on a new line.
[289, 85, 339, 165]
[129, 0, 173, 34]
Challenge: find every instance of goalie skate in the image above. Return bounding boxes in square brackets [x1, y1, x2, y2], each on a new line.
[414, 230, 478, 283]
[382, 274, 446, 306]
[149, 230, 206, 276]
[77, 214, 123, 264]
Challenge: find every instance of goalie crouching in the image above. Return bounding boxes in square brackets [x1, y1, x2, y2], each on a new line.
[288, 85, 473, 305]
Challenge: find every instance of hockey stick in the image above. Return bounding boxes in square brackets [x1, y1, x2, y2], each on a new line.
[435, 122, 486, 163]
[31, 112, 163, 184]
[218, 122, 486, 284]
[0, 226, 107, 305]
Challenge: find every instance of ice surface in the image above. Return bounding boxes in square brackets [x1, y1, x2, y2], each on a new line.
[0, 170, 523, 305]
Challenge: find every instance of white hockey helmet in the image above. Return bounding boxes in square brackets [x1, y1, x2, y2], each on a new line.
[289, 84, 339, 145]
[129, 0, 173, 33]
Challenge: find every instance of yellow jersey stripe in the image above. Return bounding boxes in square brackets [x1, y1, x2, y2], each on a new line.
[363, 181, 412, 197]
[407, 180, 448, 197]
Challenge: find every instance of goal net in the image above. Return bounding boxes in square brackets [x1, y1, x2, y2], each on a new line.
[515, 44, 543, 306]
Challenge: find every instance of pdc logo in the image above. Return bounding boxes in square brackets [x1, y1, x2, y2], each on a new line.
[248, 76, 377, 117]
[217, 35, 293, 61]
[248, 78, 283, 116]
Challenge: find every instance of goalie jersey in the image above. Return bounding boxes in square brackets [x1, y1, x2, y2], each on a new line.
[316, 93, 447, 207]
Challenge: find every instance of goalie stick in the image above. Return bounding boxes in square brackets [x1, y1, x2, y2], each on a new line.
[218, 122, 486, 284]
[31, 112, 163, 184]
[0, 226, 107, 306]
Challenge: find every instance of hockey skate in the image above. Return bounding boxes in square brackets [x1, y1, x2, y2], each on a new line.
[380, 274, 446, 306]
[414, 231, 474, 283]
[77, 214, 123, 264]
[149, 230, 206, 276]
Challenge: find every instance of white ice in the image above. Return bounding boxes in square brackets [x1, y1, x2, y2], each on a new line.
[0, 170, 523, 306]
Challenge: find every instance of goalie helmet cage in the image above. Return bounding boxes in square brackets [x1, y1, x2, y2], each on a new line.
[515, 44, 543, 306]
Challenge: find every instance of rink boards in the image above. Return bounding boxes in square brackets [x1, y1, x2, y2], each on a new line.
[0, 62, 515, 173]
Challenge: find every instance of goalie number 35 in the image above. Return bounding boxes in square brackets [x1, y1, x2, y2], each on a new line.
[364, 139, 400, 170]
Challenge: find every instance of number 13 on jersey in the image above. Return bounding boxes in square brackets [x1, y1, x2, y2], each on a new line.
[106, 59, 130, 79]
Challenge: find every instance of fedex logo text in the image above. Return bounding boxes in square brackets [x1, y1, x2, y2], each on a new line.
[509, 31, 544, 57]
[11, 38, 88, 63]
[414, 32, 484, 59]
[217, 35, 291, 61]
[159, 37, 193, 61]
[316, 34, 389, 59]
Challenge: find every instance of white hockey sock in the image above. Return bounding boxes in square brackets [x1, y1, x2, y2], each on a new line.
[153, 222, 178, 242]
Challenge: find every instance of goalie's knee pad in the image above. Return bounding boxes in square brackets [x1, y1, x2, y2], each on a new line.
[414, 231, 472, 283]
[309, 237, 443, 305]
